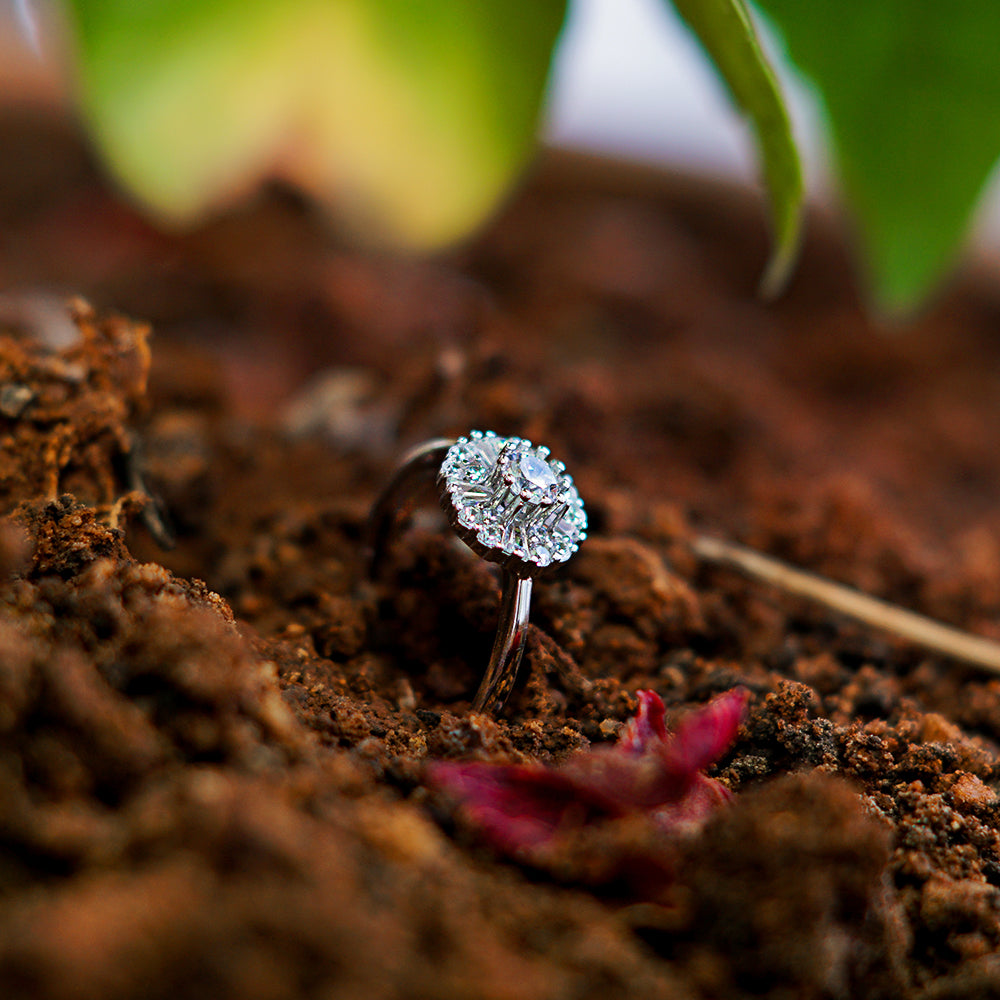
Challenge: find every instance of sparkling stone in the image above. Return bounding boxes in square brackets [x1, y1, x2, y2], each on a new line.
[479, 525, 502, 547]
[441, 431, 586, 570]
[500, 447, 562, 505]
[518, 453, 558, 491]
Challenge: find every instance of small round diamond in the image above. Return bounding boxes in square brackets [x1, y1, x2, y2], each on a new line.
[439, 432, 587, 572]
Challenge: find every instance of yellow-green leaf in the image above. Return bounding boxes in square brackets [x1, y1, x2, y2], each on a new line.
[64, 0, 568, 248]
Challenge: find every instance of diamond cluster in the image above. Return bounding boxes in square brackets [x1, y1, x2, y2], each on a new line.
[439, 431, 587, 569]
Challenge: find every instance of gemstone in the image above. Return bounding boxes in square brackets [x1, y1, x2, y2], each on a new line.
[440, 432, 587, 571]
[518, 453, 558, 491]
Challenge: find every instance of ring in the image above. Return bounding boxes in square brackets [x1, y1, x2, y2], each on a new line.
[369, 430, 588, 714]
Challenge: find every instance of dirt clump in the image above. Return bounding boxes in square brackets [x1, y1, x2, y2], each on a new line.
[3, 113, 1000, 997]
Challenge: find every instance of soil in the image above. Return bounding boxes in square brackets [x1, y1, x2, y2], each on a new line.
[4, 107, 1000, 999]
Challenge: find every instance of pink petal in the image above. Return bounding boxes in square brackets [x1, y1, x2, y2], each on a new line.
[651, 774, 734, 836]
[619, 688, 668, 753]
[561, 688, 747, 812]
[427, 689, 747, 860]
[658, 687, 748, 778]
[427, 761, 619, 853]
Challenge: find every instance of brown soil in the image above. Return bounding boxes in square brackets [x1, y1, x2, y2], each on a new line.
[4, 108, 1000, 999]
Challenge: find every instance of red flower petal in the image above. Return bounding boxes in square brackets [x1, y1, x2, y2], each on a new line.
[426, 763, 616, 853]
[619, 688, 669, 753]
[428, 689, 746, 860]
[657, 686, 748, 781]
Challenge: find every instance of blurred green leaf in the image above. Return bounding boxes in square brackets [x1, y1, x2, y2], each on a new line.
[755, 0, 1000, 312]
[65, 0, 567, 247]
[671, 0, 804, 295]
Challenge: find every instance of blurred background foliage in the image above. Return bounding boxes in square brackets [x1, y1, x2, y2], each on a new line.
[756, 0, 1000, 312]
[47, 0, 1000, 312]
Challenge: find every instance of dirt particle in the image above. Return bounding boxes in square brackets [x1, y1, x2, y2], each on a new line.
[951, 773, 998, 814]
[923, 713, 964, 745]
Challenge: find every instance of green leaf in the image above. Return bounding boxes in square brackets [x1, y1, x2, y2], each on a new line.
[64, 0, 567, 248]
[754, 0, 1000, 312]
[670, 0, 804, 296]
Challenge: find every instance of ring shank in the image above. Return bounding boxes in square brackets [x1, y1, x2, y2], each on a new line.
[369, 438, 534, 715]
[475, 571, 533, 713]
[368, 438, 453, 578]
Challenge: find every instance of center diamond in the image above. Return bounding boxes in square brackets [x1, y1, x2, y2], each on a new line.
[515, 453, 559, 500]
[439, 431, 587, 571]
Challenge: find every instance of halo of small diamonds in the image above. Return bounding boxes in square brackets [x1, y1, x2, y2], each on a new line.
[438, 431, 587, 573]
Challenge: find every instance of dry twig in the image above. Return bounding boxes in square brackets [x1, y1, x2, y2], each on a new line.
[691, 534, 1000, 677]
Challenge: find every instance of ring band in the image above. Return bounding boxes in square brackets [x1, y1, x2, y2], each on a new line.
[370, 431, 588, 714]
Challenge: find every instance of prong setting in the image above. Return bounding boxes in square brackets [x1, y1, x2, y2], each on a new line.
[438, 431, 587, 574]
